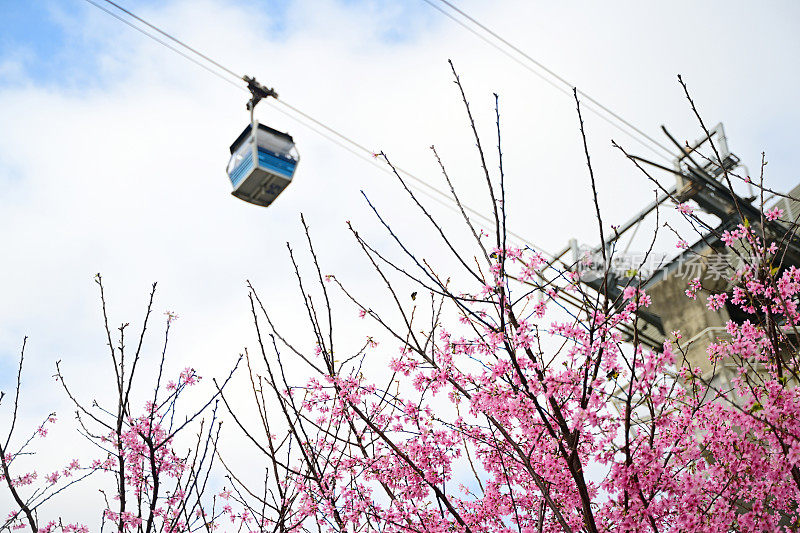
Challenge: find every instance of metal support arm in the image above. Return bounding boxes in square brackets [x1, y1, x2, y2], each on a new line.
[243, 75, 278, 121]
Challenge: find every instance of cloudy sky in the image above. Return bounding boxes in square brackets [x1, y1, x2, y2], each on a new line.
[1, 0, 798, 519]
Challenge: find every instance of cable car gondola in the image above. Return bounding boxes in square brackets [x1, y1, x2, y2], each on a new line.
[226, 76, 299, 207]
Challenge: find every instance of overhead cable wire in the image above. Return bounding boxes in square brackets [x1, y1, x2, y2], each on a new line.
[86, 0, 568, 266]
[423, 0, 676, 162]
[84, 0, 560, 261]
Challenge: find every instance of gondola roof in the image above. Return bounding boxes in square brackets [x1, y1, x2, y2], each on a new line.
[229, 123, 295, 154]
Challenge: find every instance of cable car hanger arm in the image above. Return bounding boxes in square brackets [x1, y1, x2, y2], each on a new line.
[243, 75, 278, 115]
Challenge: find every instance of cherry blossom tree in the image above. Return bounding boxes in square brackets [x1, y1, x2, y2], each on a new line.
[4, 66, 800, 532]
[1, 276, 242, 532]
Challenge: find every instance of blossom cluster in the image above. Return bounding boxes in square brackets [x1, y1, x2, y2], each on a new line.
[278, 226, 800, 532]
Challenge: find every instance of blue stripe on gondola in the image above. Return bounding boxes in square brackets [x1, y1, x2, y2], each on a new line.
[257, 148, 297, 178]
[228, 152, 254, 188]
[258, 146, 295, 163]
